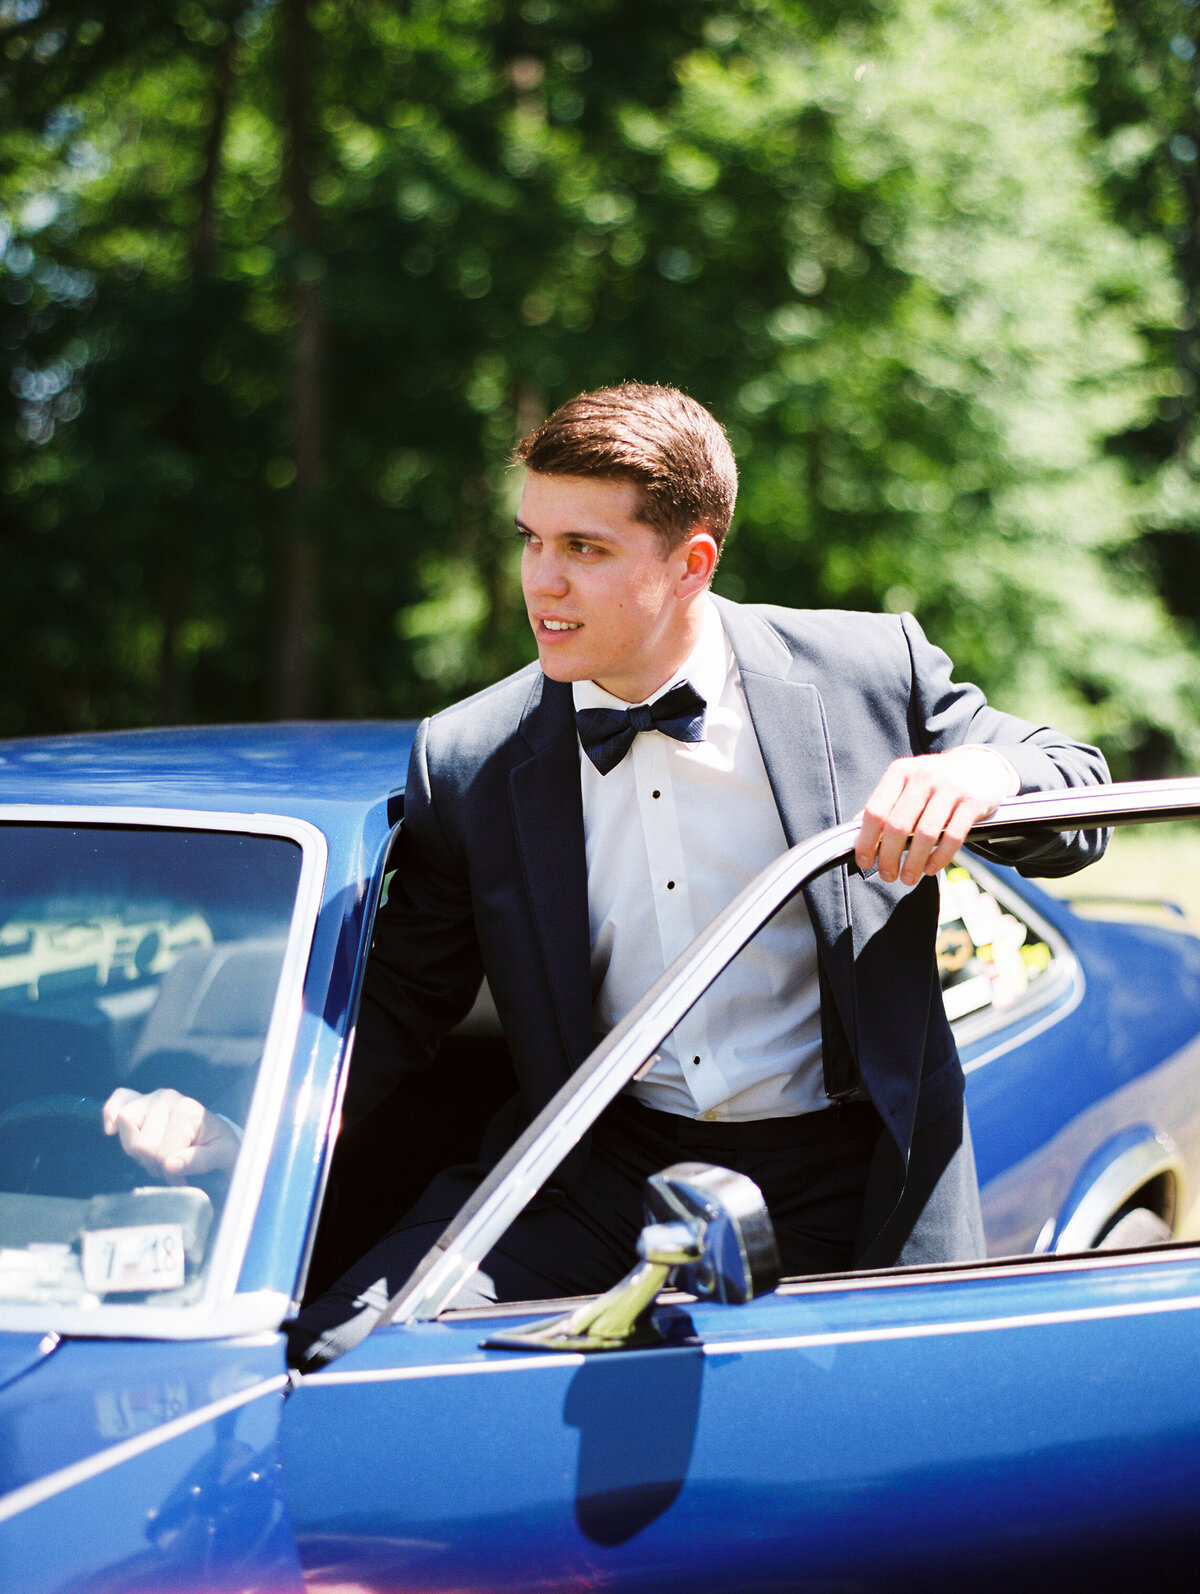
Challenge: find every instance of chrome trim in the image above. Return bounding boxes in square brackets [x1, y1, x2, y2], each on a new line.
[698, 1290, 1200, 1356]
[774, 1239, 1200, 1292]
[0, 1289, 292, 1342]
[384, 778, 1200, 1325]
[0, 804, 328, 1339]
[967, 776, 1200, 831]
[1054, 1137, 1184, 1253]
[307, 1288, 1200, 1387]
[304, 1354, 589, 1387]
[0, 1372, 288, 1524]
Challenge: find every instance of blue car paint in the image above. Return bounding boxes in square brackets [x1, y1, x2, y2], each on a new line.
[0, 1336, 57, 1399]
[962, 872, 1200, 1253]
[0, 1337, 300, 1594]
[281, 1255, 1200, 1591]
[0, 726, 1197, 1590]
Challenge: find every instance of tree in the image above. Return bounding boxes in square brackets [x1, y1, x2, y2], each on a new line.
[0, 0, 1196, 773]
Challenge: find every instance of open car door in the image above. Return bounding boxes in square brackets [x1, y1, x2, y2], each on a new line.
[279, 780, 1200, 1592]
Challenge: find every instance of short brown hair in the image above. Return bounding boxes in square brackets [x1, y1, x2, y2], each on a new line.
[514, 382, 737, 552]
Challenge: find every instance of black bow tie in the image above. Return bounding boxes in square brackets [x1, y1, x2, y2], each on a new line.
[575, 680, 707, 776]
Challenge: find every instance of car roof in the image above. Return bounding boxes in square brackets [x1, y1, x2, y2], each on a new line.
[0, 721, 418, 816]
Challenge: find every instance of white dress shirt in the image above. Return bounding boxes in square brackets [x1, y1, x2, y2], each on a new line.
[573, 597, 827, 1122]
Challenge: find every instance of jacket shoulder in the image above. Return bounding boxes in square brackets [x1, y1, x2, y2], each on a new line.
[420, 660, 544, 772]
[746, 603, 904, 646]
[725, 599, 913, 681]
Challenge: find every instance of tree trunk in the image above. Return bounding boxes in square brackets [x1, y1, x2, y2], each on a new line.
[160, 22, 238, 724]
[273, 0, 327, 718]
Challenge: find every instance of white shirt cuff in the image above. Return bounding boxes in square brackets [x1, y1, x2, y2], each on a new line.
[961, 744, 1021, 798]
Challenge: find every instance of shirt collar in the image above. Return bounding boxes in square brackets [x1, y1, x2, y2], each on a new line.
[571, 594, 730, 714]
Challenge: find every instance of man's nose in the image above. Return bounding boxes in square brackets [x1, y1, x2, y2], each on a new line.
[524, 551, 569, 598]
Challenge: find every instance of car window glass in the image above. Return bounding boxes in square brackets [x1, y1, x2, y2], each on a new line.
[0, 823, 302, 1310]
[937, 864, 1055, 1022]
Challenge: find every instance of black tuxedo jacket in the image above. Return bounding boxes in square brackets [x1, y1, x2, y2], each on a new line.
[354, 599, 1108, 1261]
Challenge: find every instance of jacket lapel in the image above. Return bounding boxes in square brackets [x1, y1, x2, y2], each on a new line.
[508, 672, 594, 1072]
[714, 596, 844, 840]
[714, 596, 858, 1060]
[504, 600, 862, 1085]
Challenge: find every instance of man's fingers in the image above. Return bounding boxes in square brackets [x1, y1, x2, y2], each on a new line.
[921, 798, 990, 877]
[899, 788, 961, 884]
[856, 748, 1018, 886]
[101, 1087, 142, 1137]
[103, 1087, 240, 1184]
[163, 1123, 237, 1178]
[102, 1087, 208, 1177]
[869, 767, 938, 882]
[855, 763, 911, 871]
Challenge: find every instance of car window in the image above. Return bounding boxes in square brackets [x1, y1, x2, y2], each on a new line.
[0, 822, 304, 1313]
[938, 862, 1059, 1023]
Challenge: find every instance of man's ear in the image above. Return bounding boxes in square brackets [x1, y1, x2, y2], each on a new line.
[676, 529, 719, 594]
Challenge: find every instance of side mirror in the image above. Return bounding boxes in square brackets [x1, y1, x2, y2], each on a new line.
[643, 1162, 781, 1305]
[481, 1162, 780, 1354]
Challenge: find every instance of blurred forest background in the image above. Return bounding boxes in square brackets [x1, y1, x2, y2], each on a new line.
[3, 0, 1200, 775]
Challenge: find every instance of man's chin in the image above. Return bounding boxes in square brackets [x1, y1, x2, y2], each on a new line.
[535, 648, 592, 683]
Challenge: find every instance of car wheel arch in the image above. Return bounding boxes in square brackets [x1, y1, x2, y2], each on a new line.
[1052, 1131, 1182, 1254]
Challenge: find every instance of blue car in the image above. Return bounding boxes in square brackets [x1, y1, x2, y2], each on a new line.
[0, 723, 1198, 1592]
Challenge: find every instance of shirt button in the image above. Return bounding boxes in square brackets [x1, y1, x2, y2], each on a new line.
[666, 880, 675, 890]
[701, 1109, 718, 1122]
[652, 789, 661, 799]
[691, 1055, 701, 1066]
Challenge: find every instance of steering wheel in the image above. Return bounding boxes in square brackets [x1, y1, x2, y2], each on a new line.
[0, 1094, 137, 1197]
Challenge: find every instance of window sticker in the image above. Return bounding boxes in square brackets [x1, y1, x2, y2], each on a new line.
[81, 1224, 186, 1294]
[938, 866, 1054, 1021]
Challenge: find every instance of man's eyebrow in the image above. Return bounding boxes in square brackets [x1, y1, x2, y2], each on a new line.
[513, 516, 616, 542]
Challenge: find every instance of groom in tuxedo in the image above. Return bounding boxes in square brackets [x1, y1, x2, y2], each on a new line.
[279, 382, 1107, 1367]
[104, 383, 1108, 1369]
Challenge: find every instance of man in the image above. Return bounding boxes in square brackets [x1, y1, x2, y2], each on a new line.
[105, 383, 1108, 1369]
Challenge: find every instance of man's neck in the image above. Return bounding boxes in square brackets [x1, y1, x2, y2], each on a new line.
[590, 595, 711, 704]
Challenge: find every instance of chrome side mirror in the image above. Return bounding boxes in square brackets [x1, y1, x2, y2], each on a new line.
[481, 1162, 780, 1354]
[643, 1162, 781, 1305]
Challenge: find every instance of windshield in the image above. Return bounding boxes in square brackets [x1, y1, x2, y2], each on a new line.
[0, 823, 303, 1310]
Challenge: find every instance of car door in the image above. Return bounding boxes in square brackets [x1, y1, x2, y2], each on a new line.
[279, 1247, 1200, 1592]
[278, 780, 1200, 1591]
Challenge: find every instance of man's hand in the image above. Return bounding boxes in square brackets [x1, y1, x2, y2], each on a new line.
[854, 746, 1019, 886]
[102, 1087, 240, 1184]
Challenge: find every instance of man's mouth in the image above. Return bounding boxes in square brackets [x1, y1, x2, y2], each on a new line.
[540, 620, 581, 632]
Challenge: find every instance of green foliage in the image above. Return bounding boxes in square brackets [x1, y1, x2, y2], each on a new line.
[1083, 1, 1200, 665]
[0, 0, 1197, 774]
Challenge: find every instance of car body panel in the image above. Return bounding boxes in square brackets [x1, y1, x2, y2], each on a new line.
[961, 869, 1200, 1253]
[0, 730, 1198, 1589]
[281, 1250, 1200, 1591]
[0, 1337, 299, 1594]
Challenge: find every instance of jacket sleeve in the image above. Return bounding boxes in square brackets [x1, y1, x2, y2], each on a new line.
[902, 612, 1111, 878]
[345, 717, 484, 1124]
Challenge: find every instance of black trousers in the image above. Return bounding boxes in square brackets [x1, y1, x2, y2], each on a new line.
[287, 1094, 883, 1371]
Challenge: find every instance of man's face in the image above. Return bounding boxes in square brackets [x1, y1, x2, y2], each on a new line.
[517, 472, 706, 704]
